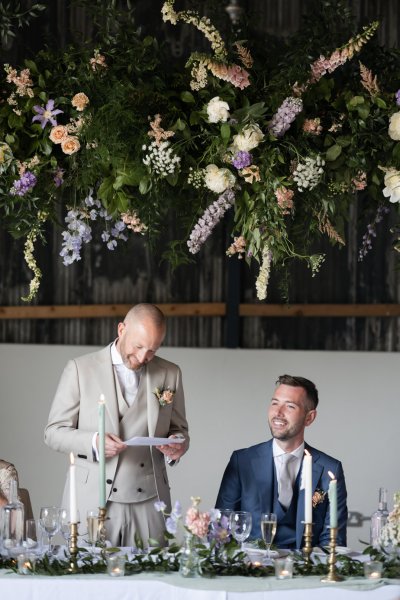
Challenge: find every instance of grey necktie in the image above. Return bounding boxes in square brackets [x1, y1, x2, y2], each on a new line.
[279, 454, 294, 508]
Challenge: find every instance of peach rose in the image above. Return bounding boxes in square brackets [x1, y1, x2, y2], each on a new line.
[61, 136, 81, 155]
[49, 125, 68, 144]
[71, 92, 89, 112]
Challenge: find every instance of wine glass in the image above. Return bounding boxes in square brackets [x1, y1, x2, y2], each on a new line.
[260, 512, 277, 561]
[59, 508, 80, 548]
[39, 506, 60, 555]
[230, 511, 252, 551]
[87, 509, 100, 552]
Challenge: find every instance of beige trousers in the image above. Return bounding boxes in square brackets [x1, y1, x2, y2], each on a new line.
[105, 498, 166, 547]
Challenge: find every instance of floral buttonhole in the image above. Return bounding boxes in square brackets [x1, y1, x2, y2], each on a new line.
[312, 489, 327, 508]
[154, 387, 175, 406]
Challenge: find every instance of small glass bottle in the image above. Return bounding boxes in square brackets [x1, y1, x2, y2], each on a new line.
[370, 487, 389, 548]
[2, 479, 25, 555]
[179, 532, 200, 577]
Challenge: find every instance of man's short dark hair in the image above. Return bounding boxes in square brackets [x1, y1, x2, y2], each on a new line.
[276, 374, 319, 410]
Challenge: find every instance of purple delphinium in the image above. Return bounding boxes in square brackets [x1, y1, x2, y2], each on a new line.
[358, 204, 390, 261]
[232, 151, 252, 170]
[396, 89, 400, 106]
[53, 167, 64, 188]
[268, 96, 303, 138]
[10, 171, 37, 196]
[187, 189, 235, 254]
[32, 99, 63, 129]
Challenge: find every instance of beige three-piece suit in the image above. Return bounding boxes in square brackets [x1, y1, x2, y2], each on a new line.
[44, 345, 189, 545]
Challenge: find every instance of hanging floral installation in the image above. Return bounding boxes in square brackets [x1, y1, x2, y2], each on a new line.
[0, 0, 399, 300]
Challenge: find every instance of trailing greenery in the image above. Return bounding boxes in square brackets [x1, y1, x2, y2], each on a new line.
[0, 0, 400, 300]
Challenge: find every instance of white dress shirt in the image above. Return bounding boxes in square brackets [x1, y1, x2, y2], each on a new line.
[110, 341, 142, 406]
[272, 439, 305, 495]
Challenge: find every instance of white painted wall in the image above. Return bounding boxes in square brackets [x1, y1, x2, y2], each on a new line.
[1, 343, 399, 550]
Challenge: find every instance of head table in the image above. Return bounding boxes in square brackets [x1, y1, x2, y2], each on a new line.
[1, 567, 400, 600]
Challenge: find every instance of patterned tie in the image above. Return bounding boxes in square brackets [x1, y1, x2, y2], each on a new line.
[279, 453, 294, 509]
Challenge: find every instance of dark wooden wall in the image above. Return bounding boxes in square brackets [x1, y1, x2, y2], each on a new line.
[0, 0, 399, 350]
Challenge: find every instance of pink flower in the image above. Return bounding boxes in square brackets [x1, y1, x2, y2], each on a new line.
[275, 186, 294, 214]
[185, 507, 211, 538]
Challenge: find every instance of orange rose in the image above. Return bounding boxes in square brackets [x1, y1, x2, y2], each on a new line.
[61, 136, 80, 155]
[49, 125, 68, 144]
[71, 92, 89, 112]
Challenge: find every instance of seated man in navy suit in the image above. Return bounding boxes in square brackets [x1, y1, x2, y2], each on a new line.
[216, 374, 347, 549]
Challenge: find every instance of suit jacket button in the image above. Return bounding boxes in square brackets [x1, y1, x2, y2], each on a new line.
[107, 479, 112, 484]
[137, 488, 142, 493]
[113, 488, 117, 492]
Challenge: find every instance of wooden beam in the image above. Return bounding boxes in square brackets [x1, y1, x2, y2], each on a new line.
[0, 303, 399, 319]
[0, 303, 226, 319]
[239, 304, 400, 317]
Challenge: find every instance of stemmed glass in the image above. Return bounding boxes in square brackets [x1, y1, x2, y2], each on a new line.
[260, 512, 277, 561]
[59, 508, 80, 548]
[87, 509, 100, 552]
[230, 511, 252, 551]
[39, 506, 61, 555]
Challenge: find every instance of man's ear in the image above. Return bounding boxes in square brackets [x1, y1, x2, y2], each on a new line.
[305, 409, 317, 427]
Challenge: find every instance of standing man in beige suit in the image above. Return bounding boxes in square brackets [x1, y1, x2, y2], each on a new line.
[44, 303, 189, 546]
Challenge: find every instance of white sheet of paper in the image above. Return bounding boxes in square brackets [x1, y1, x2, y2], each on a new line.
[124, 436, 185, 446]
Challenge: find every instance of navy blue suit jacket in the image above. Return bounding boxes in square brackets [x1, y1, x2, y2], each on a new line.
[215, 440, 347, 548]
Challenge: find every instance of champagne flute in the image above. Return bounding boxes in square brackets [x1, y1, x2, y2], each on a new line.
[87, 509, 99, 552]
[39, 506, 60, 555]
[230, 511, 252, 551]
[260, 512, 277, 561]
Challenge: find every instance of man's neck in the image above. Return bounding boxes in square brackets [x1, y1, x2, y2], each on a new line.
[274, 436, 305, 453]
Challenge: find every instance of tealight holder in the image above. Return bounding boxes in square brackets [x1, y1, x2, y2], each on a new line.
[17, 552, 36, 575]
[364, 561, 383, 580]
[106, 554, 126, 577]
[320, 527, 344, 583]
[275, 556, 294, 579]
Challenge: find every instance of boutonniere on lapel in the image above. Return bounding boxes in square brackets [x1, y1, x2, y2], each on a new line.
[312, 488, 327, 508]
[154, 387, 175, 406]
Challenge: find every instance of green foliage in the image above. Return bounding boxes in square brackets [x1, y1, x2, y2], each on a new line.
[0, 0, 399, 300]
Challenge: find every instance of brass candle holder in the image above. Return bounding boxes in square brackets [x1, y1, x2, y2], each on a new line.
[98, 506, 108, 548]
[68, 521, 79, 573]
[302, 522, 313, 567]
[320, 526, 345, 583]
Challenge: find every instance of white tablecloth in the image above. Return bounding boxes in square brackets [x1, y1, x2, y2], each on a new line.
[1, 570, 400, 600]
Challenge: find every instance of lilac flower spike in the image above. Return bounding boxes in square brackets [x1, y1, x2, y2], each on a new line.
[187, 189, 235, 254]
[396, 89, 400, 107]
[232, 151, 252, 170]
[32, 99, 63, 129]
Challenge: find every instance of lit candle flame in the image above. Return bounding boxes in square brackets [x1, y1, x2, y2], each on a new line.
[70, 452, 75, 465]
[99, 394, 105, 405]
[328, 470, 336, 480]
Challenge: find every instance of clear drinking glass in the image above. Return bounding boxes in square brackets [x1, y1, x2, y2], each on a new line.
[24, 519, 39, 550]
[39, 506, 60, 555]
[87, 509, 100, 552]
[260, 512, 277, 561]
[230, 511, 252, 550]
[60, 508, 80, 547]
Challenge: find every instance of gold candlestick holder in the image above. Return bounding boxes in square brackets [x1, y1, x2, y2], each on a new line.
[98, 506, 108, 548]
[320, 526, 345, 583]
[302, 522, 313, 567]
[68, 521, 79, 573]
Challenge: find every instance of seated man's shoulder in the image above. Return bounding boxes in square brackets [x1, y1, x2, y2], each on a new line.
[232, 440, 271, 459]
[308, 445, 344, 470]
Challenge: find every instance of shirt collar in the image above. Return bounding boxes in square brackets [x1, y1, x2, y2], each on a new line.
[272, 439, 305, 459]
[111, 340, 123, 366]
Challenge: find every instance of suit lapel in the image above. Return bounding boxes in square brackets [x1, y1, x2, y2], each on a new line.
[251, 441, 275, 513]
[145, 359, 167, 437]
[91, 345, 120, 433]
